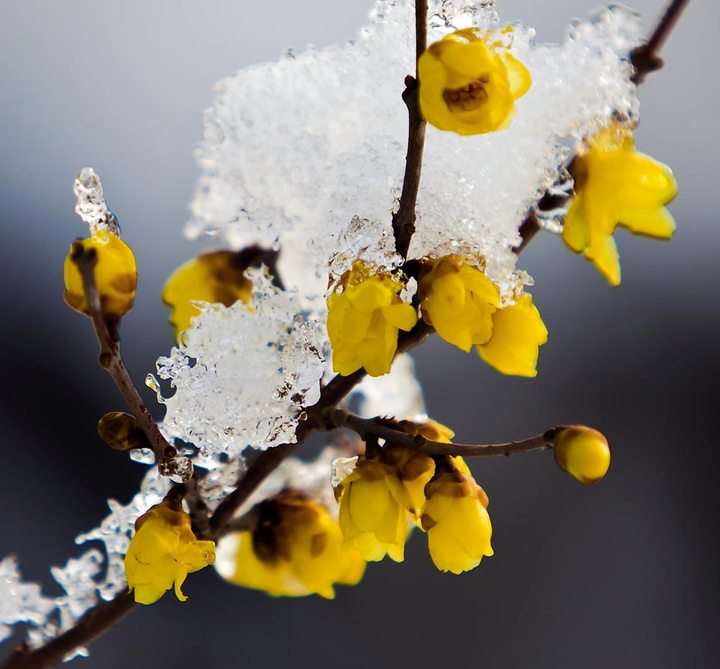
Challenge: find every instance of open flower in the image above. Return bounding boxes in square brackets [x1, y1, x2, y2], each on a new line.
[421, 467, 493, 574]
[63, 228, 137, 318]
[562, 124, 678, 286]
[419, 256, 547, 377]
[162, 250, 253, 342]
[124, 502, 215, 605]
[418, 28, 531, 136]
[327, 260, 417, 377]
[216, 493, 365, 599]
[336, 455, 414, 562]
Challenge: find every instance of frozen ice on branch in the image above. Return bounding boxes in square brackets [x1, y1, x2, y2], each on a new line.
[188, 0, 642, 300]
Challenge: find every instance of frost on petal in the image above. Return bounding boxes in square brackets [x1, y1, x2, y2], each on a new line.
[187, 0, 642, 302]
[156, 270, 329, 458]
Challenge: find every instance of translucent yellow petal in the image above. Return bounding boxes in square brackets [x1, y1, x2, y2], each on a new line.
[587, 232, 621, 287]
[562, 197, 591, 253]
[477, 294, 547, 377]
[498, 52, 532, 100]
[380, 303, 418, 332]
[620, 206, 676, 240]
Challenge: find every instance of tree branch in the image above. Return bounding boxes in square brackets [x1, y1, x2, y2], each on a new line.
[631, 0, 690, 85]
[392, 0, 428, 259]
[72, 243, 177, 468]
[0, 593, 137, 669]
[325, 408, 568, 458]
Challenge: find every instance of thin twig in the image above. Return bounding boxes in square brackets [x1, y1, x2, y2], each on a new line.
[326, 408, 565, 457]
[0, 593, 137, 669]
[631, 0, 690, 85]
[72, 243, 176, 466]
[392, 0, 428, 259]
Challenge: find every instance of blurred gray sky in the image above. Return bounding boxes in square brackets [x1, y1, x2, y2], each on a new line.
[1, 1, 718, 668]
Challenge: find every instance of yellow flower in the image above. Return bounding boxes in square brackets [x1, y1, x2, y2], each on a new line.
[336, 455, 414, 562]
[217, 493, 365, 599]
[124, 502, 215, 605]
[476, 293, 548, 377]
[562, 124, 678, 286]
[419, 256, 547, 376]
[63, 229, 137, 318]
[418, 28, 531, 136]
[383, 443, 436, 519]
[553, 426, 611, 485]
[327, 261, 417, 377]
[421, 468, 493, 574]
[162, 250, 252, 342]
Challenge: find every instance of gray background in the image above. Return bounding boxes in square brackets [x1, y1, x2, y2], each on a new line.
[1, 1, 718, 667]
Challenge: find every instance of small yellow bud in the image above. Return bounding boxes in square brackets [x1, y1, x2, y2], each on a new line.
[421, 468, 493, 574]
[124, 501, 215, 604]
[553, 426, 611, 485]
[97, 412, 150, 451]
[63, 231, 137, 318]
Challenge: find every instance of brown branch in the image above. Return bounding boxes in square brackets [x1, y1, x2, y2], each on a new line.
[72, 243, 177, 467]
[516, 0, 691, 252]
[391, 0, 428, 259]
[0, 592, 137, 669]
[326, 408, 566, 457]
[631, 0, 690, 85]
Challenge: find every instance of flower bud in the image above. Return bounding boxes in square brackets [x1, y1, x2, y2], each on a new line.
[63, 231, 137, 318]
[553, 426, 611, 485]
[97, 411, 150, 451]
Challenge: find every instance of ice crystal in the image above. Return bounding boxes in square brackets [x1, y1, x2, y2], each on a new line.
[155, 271, 328, 458]
[0, 468, 170, 655]
[73, 167, 119, 236]
[187, 0, 642, 301]
[0, 557, 56, 644]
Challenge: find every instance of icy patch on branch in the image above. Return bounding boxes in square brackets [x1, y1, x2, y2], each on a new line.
[0, 469, 170, 657]
[154, 271, 328, 458]
[187, 0, 641, 300]
[73, 167, 119, 236]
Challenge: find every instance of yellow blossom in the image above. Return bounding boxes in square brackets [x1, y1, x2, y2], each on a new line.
[476, 293, 548, 377]
[553, 426, 611, 485]
[124, 502, 215, 605]
[419, 256, 547, 376]
[63, 229, 137, 318]
[384, 443, 435, 519]
[327, 261, 417, 377]
[336, 455, 414, 562]
[421, 468, 493, 574]
[418, 28, 531, 136]
[218, 493, 365, 599]
[562, 124, 678, 286]
[162, 250, 252, 342]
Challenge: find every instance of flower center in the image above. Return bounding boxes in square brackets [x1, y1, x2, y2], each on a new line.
[443, 75, 490, 112]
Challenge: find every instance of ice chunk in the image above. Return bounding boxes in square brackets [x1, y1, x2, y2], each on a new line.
[73, 167, 120, 236]
[156, 270, 329, 458]
[187, 1, 642, 302]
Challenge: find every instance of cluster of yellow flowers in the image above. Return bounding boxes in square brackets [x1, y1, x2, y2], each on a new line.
[328, 256, 547, 379]
[337, 422, 493, 574]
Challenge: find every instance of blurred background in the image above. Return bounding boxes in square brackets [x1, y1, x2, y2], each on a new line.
[1, 0, 718, 667]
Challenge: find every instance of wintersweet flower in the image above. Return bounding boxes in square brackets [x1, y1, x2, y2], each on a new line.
[327, 260, 417, 377]
[419, 256, 547, 377]
[218, 493, 365, 599]
[418, 28, 531, 136]
[336, 455, 414, 562]
[553, 426, 611, 485]
[162, 250, 252, 342]
[124, 502, 215, 605]
[421, 467, 493, 574]
[63, 228, 137, 318]
[476, 293, 548, 377]
[562, 124, 678, 286]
